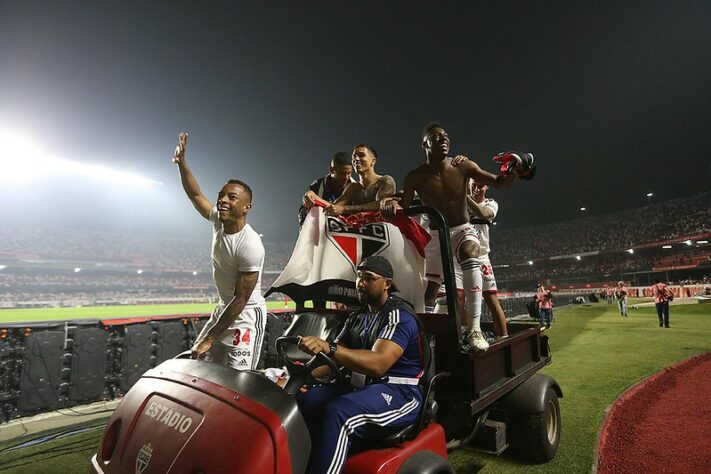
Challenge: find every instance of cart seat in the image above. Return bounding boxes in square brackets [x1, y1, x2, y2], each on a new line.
[280, 311, 344, 363]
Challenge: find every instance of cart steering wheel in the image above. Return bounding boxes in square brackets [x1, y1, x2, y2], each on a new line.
[276, 336, 343, 394]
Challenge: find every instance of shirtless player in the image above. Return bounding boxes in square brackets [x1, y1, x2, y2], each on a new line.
[383, 122, 534, 351]
[324, 144, 396, 216]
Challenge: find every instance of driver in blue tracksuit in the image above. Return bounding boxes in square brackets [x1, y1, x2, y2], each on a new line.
[296, 256, 426, 474]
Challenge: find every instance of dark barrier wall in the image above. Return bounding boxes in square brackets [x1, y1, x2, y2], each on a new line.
[0, 317, 206, 422]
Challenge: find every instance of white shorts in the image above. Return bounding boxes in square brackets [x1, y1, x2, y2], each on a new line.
[194, 303, 267, 370]
[439, 255, 497, 293]
[425, 223, 483, 285]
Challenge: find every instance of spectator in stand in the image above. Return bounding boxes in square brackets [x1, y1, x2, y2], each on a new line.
[615, 281, 628, 317]
[650, 278, 673, 328]
[537, 284, 553, 329]
[299, 151, 355, 227]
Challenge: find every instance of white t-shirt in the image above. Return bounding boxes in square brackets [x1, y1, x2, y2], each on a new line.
[471, 198, 498, 256]
[210, 207, 265, 307]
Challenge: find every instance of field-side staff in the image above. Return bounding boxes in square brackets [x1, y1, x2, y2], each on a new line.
[650, 278, 673, 328]
[173, 132, 267, 370]
[296, 256, 425, 474]
[615, 281, 629, 317]
[382, 121, 535, 351]
[537, 284, 553, 329]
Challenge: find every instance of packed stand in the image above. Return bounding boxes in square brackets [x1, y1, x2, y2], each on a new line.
[491, 192, 711, 263]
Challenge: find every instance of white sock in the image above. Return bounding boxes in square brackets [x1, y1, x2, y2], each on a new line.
[461, 258, 483, 333]
[433, 294, 449, 314]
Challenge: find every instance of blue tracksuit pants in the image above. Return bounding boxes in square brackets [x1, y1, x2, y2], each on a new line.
[297, 383, 421, 474]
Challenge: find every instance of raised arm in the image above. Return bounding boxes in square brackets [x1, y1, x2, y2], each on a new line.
[460, 159, 517, 189]
[192, 271, 259, 358]
[173, 132, 213, 220]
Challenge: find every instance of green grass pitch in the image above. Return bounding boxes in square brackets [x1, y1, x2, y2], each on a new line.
[449, 300, 711, 473]
[0, 301, 297, 325]
[0, 300, 709, 473]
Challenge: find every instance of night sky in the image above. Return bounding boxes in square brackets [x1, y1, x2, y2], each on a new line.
[1, 1, 709, 241]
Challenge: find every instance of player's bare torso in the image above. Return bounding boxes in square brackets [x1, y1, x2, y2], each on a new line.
[350, 176, 393, 205]
[408, 157, 470, 228]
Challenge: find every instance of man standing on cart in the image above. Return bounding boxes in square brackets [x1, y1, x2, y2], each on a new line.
[322, 144, 396, 216]
[173, 132, 267, 370]
[382, 122, 535, 351]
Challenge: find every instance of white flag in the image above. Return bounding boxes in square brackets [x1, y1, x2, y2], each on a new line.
[267, 207, 427, 312]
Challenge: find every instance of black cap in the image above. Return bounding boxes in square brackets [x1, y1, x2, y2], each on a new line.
[357, 256, 399, 292]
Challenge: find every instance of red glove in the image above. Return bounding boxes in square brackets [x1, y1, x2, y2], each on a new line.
[493, 152, 536, 180]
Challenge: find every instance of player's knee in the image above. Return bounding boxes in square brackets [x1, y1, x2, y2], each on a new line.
[457, 242, 479, 262]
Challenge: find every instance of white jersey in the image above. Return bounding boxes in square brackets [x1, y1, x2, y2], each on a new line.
[470, 198, 498, 256]
[210, 207, 265, 306]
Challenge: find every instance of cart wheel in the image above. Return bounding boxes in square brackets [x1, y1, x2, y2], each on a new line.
[509, 387, 561, 463]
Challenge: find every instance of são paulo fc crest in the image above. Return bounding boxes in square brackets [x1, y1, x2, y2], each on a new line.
[326, 217, 390, 271]
[136, 443, 153, 474]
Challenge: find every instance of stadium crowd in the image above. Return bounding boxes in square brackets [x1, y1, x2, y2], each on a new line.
[491, 192, 711, 263]
[0, 270, 281, 308]
[1, 192, 708, 307]
[0, 227, 291, 273]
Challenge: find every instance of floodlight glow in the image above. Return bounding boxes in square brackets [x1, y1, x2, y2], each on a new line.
[580, 206, 587, 211]
[575, 255, 581, 260]
[0, 265, 6, 270]
[685, 240, 693, 246]
[528, 260, 534, 265]
[192, 271, 198, 276]
[662, 245, 672, 249]
[1, 131, 48, 181]
[627, 249, 634, 254]
[646, 192, 653, 198]
[137, 269, 143, 275]
[698, 240, 708, 244]
[0, 129, 159, 186]
[74, 267, 81, 273]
